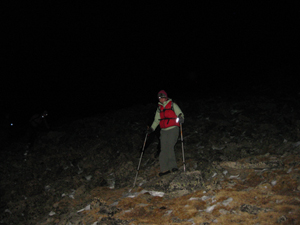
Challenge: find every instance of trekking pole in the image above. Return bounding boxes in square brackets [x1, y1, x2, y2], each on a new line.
[180, 123, 186, 172]
[132, 133, 148, 189]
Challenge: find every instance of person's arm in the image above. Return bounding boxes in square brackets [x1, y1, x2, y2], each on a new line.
[150, 108, 161, 131]
[173, 103, 184, 118]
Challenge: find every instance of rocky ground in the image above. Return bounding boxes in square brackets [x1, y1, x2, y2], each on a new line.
[1, 93, 300, 224]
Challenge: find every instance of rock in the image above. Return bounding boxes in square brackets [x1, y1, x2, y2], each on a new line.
[168, 171, 203, 192]
[1, 95, 300, 224]
[219, 208, 230, 214]
[74, 185, 86, 198]
[277, 215, 288, 223]
[240, 204, 262, 215]
[98, 217, 129, 225]
[222, 197, 233, 206]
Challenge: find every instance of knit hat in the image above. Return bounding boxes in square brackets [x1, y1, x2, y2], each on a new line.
[158, 90, 168, 98]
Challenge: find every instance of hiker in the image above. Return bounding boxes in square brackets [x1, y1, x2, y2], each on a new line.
[147, 90, 184, 176]
[26, 110, 49, 148]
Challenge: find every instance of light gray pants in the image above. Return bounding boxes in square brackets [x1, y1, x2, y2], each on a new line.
[159, 126, 179, 172]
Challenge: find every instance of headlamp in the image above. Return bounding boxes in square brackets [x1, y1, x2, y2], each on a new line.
[158, 93, 166, 98]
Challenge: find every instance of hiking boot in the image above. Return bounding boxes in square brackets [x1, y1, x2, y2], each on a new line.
[159, 171, 170, 177]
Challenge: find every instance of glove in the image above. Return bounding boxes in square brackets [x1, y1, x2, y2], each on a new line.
[146, 127, 154, 134]
[178, 114, 184, 124]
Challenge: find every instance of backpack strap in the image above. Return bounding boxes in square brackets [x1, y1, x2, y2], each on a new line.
[158, 101, 175, 112]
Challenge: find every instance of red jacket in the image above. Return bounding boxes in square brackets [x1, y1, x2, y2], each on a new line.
[159, 101, 180, 128]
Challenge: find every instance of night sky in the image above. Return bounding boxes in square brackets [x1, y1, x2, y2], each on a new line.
[2, 2, 300, 125]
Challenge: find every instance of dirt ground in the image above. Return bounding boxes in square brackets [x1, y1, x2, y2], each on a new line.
[1, 94, 300, 224]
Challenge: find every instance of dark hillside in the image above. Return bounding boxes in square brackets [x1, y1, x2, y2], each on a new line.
[1, 95, 300, 224]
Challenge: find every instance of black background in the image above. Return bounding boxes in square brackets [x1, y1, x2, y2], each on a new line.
[2, 2, 299, 125]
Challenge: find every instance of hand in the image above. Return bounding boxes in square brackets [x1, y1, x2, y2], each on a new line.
[146, 127, 154, 134]
[178, 114, 184, 124]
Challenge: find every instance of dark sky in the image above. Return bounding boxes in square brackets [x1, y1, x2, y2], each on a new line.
[2, 2, 300, 123]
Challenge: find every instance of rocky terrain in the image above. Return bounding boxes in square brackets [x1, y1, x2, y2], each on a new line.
[1, 93, 300, 224]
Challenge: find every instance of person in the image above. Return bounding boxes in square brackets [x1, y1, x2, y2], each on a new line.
[147, 90, 184, 176]
[26, 110, 49, 148]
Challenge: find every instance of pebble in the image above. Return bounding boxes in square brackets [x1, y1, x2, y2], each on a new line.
[205, 204, 217, 213]
[222, 197, 233, 206]
[219, 209, 229, 214]
[49, 211, 56, 216]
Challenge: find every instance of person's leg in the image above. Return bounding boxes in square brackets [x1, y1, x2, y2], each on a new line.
[159, 129, 169, 172]
[159, 127, 179, 172]
[166, 127, 179, 170]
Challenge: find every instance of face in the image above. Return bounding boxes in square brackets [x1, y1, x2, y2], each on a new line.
[159, 97, 167, 103]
